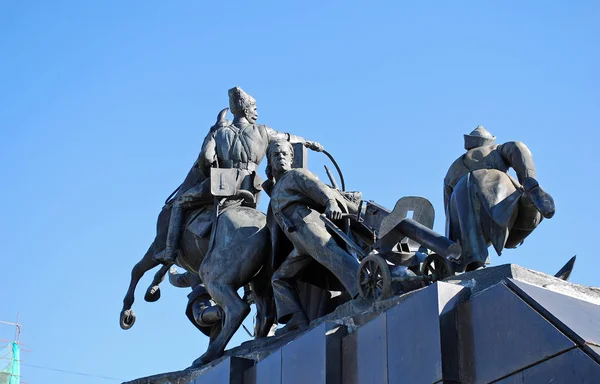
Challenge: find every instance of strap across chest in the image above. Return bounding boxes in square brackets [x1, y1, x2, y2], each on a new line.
[222, 125, 258, 168]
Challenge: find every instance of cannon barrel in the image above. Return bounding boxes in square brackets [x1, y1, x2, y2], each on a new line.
[396, 218, 461, 260]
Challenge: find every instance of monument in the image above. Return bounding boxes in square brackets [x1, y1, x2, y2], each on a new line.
[119, 87, 598, 384]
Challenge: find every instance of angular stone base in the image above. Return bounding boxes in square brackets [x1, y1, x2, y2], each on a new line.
[124, 264, 600, 384]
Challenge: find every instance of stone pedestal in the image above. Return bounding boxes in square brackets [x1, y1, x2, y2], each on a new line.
[341, 282, 467, 384]
[192, 357, 253, 384]
[124, 264, 600, 384]
[244, 322, 346, 384]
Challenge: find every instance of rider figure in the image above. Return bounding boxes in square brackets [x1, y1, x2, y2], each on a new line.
[154, 87, 323, 265]
[444, 125, 555, 271]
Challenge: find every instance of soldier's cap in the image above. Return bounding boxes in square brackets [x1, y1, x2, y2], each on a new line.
[464, 125, 496, 150]
[228, 86, 256, 116]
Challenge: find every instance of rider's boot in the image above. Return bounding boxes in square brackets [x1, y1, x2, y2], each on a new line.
[522, 177, 555, 219]
[154, 204, 184, 265]
[274, 311, 309, 336]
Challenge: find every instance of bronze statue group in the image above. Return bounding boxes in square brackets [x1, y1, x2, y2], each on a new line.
[120, 87, 556, 367]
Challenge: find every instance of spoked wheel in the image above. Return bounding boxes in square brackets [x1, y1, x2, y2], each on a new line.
[358, 253, 392, 301]
[421, 253, 452, 282]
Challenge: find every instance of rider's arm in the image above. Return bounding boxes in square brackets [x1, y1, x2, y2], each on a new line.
[498, 141, 537, 183]
[265, 126, 324, 152]
[265, 125, 306, 144]
[291, 169, 340, 208]
[265, 125, 323, 152]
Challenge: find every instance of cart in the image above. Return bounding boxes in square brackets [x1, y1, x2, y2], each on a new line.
[323, 196, 461, 302]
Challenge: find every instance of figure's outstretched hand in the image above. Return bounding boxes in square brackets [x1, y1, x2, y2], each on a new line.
[325, 201, 343, 220]
[304, 141, 324, 152]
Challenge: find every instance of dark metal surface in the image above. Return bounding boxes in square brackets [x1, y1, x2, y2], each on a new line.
[396, 218, 461, 259]
[584, 344, 600, 363]
[421, 253, 452, 282]
[362, 201, 391, 234]
[342, 314, 388, 384]
[444, 131, 555, 273]
[291, 142, 308, 169]
[378, 196, 435, 240]
[457, 283, 575, 384]
[121, 86, 328, 365]
[554, 255, 576, 281]
[243, 365, 256, 384]
[324, 165, 339, 189]
[269, 144, 361, 324]
[280, 322, 346, 384]
[244, 350, 282, 384]
[581, 344, 600, 364]
[192, 356, 253, 384]
[386, 282, 466, 384]
[322, 149, 346, 191]
[506, 278, 600, 348]
[495, 348, 600, 384]
[322, 215, 367, 259]
[357, 253, 393, 301]
[325, 324, 347, 384]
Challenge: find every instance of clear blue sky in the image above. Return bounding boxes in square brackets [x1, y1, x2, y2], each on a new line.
[1, 1, 599, 382]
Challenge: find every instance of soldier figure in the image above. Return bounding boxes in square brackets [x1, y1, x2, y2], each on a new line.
[154, 87, 323, 265]
[266, 140, 360, 333]
[444, 126, 555, 272]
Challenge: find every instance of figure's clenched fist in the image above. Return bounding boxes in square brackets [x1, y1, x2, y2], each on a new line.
[304, 141, 324, 152]
[325, 201, 343, 220]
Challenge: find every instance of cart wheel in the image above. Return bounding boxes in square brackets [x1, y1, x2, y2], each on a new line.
[358, 253, 392, 301]
[421, 253, 452, 282]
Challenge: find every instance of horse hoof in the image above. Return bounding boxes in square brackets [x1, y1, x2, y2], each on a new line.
[144, 286, 161, 302]
[191, 356, 210, 369]
[120, 309, 136, 330]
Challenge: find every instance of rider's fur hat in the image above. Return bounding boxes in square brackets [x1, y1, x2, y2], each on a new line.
[228, 86, 256, 117]
[464, 125, 496, 150]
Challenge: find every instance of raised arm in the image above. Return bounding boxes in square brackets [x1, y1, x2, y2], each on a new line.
[265, 126, 324, 152]
[498, 141, 537, 183]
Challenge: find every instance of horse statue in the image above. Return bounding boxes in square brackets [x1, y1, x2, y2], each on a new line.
[119, 189, 275, 366]
[119, 87, 325, 365]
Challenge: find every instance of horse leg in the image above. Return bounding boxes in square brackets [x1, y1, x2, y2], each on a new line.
[250, 266, 275, 339]
[192, 283, 250, 367]
[120, 242, 159, 330]
[144, 264, 170, 302]
[209, 321, 222, 344]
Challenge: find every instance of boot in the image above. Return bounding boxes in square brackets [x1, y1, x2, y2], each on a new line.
[154, 205, 184, 265]
[522, 177, 555, 219]
[274, 311, 309, 336]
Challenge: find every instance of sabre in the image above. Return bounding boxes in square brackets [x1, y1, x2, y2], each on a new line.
[322, 149, 346, 191]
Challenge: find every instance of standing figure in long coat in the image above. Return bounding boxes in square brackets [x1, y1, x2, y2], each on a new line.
[444, 126, 555, 272]
[266, 140, 361, 333]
